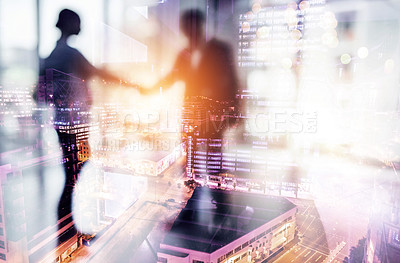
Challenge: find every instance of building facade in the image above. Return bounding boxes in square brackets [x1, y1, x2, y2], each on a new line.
[157, 187, 297, 263]
[364, 180, 400, 263]
[0, 140, 80, 262]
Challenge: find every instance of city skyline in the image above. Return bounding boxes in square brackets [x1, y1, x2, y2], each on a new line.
[1, 0, 400, 263]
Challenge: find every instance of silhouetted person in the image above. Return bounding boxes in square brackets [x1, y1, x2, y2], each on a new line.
[148, 9, 238, 104]
[40, 9, 122, 83]
[142, 9, 240, 177]
[39, 9, 129, 243]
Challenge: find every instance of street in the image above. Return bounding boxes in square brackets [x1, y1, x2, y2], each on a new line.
[67, 158, 191, 263]
[65, 152, 394, 263]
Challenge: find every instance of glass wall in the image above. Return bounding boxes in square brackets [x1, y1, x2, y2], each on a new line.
[2, 1, 400, 262]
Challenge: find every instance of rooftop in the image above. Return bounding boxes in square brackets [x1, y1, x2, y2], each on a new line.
[162, 187, 296, 253]
[128, 150, 171, 162]
[158, 248, 189, 258]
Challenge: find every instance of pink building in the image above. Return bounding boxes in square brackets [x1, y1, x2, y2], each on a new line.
[157, 187, 297, 263]
[0, 141, 80, 262]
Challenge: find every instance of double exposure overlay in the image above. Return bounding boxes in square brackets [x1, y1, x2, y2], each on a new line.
[1, 0, 400, 262]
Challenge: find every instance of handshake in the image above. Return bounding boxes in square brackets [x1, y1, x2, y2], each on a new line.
[96, 66, 161, 96]
[112, 80, 160, 96]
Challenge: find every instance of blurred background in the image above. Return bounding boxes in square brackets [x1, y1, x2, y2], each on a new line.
[1, 0, 400, 262]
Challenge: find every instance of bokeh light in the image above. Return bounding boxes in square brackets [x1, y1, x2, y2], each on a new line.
[357, 47, 369, 59]
[340, 53, 352, 64]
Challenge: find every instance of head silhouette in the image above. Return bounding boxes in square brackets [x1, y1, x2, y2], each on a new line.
[56, 9, 81, 36]
[180, 9, 205, 46]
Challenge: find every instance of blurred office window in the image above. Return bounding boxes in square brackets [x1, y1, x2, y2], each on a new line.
[0, 0, 37, 86]
[39, 0, 104, 64]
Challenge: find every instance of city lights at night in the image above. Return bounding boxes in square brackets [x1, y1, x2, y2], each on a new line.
[1, 0, 400, 262]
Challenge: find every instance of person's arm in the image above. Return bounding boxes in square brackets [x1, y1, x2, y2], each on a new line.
[140, 49, 189, 95]
[140, 71, 176, 95]
[96, 67, 128, 85]
[76, 51, 136, 87]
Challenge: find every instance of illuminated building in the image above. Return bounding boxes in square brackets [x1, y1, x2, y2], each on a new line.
[94, 145, 184, 177]
[96, 103, 120, 132]
[0, 140, 80, 262]
[157, 187, 296, 263]
[35, 68, 97, 162]
[364, 181, 400, 263]
[190, 138, 268, 177]
[91, 130, 184, 176]
[183, 95, 301, 194]
[131, 147, 183, 177]
[0, 86, 35, 128]
[188, 135, 307, 197]
[57, 123, 98, 162]
[184, 96, 240, 178]
[101, 170, 147, 219]
[35, 69, 91, 122]
[238, 0, 326, 70]
[73, 165, 148, 236]
[181, 97, 209, 134]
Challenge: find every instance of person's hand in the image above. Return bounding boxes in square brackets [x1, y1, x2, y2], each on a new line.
[138, 85, 157, 95]
[116, 80, 141, 91]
